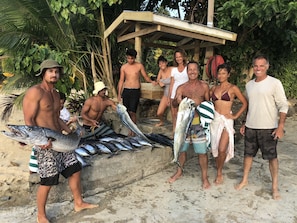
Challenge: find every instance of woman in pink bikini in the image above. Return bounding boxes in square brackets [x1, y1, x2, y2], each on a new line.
[210, 63, 247, 185]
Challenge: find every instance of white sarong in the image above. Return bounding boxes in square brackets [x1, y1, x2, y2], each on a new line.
[210, 111, 234, 162]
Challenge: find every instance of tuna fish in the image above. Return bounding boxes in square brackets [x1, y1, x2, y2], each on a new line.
[172, 97, 196, 163]
[116, 104, 151, 142]
[1, 124, 81, 152]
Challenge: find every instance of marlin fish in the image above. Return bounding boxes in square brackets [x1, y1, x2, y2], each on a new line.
[1, 124, 81, 152]
[116, 103, 151, 142]
[172, 97, 196, 163]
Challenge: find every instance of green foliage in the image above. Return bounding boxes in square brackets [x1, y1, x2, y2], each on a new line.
[212, 0, 297, 98]
[272, 55, 297, 99]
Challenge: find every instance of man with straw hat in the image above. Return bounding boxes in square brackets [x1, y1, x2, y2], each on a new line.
[81, 81, 117, 139]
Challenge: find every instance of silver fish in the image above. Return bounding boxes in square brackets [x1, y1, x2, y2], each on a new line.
[172, 97, 196, 163]
[116, 104, 151, 142]
[75, 147, 92, 157]
[1, 124, 81, 152]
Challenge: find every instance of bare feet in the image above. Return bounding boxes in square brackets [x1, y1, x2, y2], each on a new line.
[37, 216, 50, 223]
[155, 122, 164, 127]
[202, 179, 211, 189]
[214, 176, 224, 186]
[234, 181, 248, 190]
[74, 202, 99, 212]
[272, 190, 281, 200]
[167, 172, 182, 183]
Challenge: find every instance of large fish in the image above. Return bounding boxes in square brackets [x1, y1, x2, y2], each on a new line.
[116, 103, 151, 142]
[1, 124, 81, 152]
[172, 97, 196, 163]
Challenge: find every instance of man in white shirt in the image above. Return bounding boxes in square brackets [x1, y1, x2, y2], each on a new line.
[235, 55, 288, 200]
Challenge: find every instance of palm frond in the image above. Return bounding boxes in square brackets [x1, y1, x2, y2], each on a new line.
[0, 93, 24, 122]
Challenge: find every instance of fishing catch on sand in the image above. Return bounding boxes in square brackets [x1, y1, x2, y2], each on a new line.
[172, 97, 196, 163]
[1, 124, 81, 152]
[116, 103, 151, 142]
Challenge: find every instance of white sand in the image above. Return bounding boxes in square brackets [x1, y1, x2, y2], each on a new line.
[0, 105, 297, 223]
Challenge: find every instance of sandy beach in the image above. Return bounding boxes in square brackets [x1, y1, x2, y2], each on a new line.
[0, 104, 297, 223]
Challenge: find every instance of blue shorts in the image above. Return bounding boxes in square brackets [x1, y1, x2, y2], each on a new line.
[180, 124, 208, 154]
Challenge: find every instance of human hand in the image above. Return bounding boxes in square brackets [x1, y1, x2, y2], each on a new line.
[39, 139, 52, 149]
[159, 81, 165, 87]
[272, 127, 285, 140]
[239, 125, 245, 136]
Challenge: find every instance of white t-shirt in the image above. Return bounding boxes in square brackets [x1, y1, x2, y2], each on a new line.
[170, 67, 188, 99]
[245, 75, 288, 129]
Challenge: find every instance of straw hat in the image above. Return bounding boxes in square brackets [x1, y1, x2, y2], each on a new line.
[36, 59, 63, 76]
[93, 81, 108, 95]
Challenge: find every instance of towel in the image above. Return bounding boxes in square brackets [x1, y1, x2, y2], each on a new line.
[196, 101, 215, 148]
[210, 111, 235, 162]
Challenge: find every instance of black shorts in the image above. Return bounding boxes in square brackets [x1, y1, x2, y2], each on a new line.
[122, 88, 141, 113]
[244, 127, 278, 160]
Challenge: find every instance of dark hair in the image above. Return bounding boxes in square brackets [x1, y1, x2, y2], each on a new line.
[59, 92, 66, 101]
[126, 49, 137, 58]
[217, 63, 231, 73]
[173, 48, 187, 66]
[187, 61, 200, 70]
[253, 54, 269, 65]
[157, 56, 168, 64]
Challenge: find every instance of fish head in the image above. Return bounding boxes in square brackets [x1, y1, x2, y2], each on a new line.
[4, 125, 48, 145]
[178, 97, 196, 112]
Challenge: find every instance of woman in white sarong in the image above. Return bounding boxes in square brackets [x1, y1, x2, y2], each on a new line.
[210, 63, 247, 185]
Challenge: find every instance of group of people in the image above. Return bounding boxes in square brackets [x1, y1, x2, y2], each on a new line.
[24, 50, 287, 222]
[165, 54, 288, 203]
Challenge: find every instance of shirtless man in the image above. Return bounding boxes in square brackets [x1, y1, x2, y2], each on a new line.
[81, 81, 116, 129]
[23, 59, 97, 223]
[168, 61, 211, 189]
[117, 49, 156, 135]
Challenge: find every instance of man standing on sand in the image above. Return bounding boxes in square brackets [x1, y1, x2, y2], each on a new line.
[117, 49, 156, 135]
[168, 61, 211, 189]
[81, 81, 117, 138]
[23, 59, 98, 223]
[235, 55, 288, 200]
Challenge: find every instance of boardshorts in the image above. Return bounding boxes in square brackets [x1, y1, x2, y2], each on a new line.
[244, 127, 278, 160]
[33, 146, 81, 186]
[180, 119, 208, 154]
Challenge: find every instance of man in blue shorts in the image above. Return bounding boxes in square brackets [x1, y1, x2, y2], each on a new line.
[235, 55, 288, 200]
[167, 61, 212, 189]
[117, 49, 156, 135]
[23, 59, 98, 223]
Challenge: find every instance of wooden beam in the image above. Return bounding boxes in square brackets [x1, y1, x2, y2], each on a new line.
[117, 25, 160, 43]
[117, 22, 134, 37]
[177, 37, 193, 46]
[160, 26, 226, 45]
[150, 32, 164, 41]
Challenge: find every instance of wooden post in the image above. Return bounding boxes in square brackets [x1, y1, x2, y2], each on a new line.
[207, 0, 214, 27]
[202, 46, 214, 81]
[193, 40, 200, 62]
[135, 23, 142, 62]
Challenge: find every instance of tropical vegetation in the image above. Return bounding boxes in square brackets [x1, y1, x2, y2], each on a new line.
[0, 0, 297, 119]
